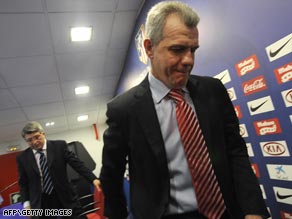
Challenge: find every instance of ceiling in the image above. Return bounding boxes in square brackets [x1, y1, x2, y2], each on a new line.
[0, 0, 145, 145]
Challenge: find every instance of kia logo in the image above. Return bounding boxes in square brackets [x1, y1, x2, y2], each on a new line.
[263, 142, 286, 155]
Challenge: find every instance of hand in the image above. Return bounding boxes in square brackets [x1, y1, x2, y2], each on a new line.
[245, 215, 263, 219]
[93, 179, 102, 192]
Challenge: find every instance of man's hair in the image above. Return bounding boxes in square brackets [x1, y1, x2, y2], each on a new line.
[21, 121, 44, 138]
[145, 1, 200, 46]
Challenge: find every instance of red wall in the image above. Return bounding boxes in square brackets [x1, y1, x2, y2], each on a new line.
[0, 151, 21, 207]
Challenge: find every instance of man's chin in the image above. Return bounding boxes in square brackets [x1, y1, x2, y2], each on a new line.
[32, 145, 42, 150]
[173, 77, 188, 88]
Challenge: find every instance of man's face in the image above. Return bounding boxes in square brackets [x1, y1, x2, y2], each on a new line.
[24, 132, 45, 150]
[145, 13, 199, 89]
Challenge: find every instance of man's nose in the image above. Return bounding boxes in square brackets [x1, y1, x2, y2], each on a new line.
[30, 137, 38, 144]
[181, 50, 194, 65]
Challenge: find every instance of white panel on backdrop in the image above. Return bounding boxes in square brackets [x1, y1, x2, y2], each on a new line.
[246, 143, 254, 157]
[266, 208, 271, 219]
[214, 69, 231, 85]
[281, 89, 292, 107]
[247, 96, 275, 116]
[239, 124, 248, 137]
[267, 164, 292, 181]
[227, 87, 237, 101]
[266, 33, 292, 62]
[273, 187, 292, 205]
[260, 184, 267, 199]
[260, 141, 290, 157]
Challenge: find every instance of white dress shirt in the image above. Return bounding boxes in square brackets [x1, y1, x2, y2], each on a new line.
[23, 140, 48, 208]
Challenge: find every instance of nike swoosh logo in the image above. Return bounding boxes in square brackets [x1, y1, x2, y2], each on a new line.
[250, 99, 268, 112]
[276, 191, 292, 200]
[269, 37, 292, 58]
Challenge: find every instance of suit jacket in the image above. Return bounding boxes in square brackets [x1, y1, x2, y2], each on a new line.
[100, 75, 269, 219]
[17, 140, 97, 210]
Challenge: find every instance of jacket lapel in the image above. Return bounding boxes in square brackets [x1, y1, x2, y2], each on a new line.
[187, 76, 213, 150]
[27, 148, 40, 175]
[131, 77, 168, 168]
[46, 141, 54, 168]
[187, 76, 207, 122]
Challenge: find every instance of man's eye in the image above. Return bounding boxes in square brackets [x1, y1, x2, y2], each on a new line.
[170, 46, 198, 54]
[170, 46, 186, 52]
[191, 47, 198, 53]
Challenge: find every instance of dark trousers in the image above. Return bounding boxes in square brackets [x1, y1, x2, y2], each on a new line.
[161, 210, 230, 219]
[40, 190, 86, 219]
[40, 190, 62, 219]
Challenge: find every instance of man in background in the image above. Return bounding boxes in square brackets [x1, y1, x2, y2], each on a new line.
[100, 1, 269, 219]
[17, 121, 101, 218]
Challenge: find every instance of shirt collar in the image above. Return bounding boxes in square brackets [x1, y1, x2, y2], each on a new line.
[148, 73, 189, 103]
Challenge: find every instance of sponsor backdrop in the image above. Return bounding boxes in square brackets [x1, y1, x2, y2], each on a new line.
[116, 0, 292, 218]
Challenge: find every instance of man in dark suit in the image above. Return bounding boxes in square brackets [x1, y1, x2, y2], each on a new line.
[100, 1, 270, 219]
[17, 121, 101, 218]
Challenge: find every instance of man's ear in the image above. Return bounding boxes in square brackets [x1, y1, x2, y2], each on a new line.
[144, 39, 154, 59]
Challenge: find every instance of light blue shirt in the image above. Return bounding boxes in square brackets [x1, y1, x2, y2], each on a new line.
[148, 73, 198, 214]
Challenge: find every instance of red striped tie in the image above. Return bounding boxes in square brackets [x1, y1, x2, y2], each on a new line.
[168, 89, 226, 219]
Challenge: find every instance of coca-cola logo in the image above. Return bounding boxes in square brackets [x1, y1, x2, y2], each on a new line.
[263, 142, 286, 155]
[242, 75, 267, 96]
